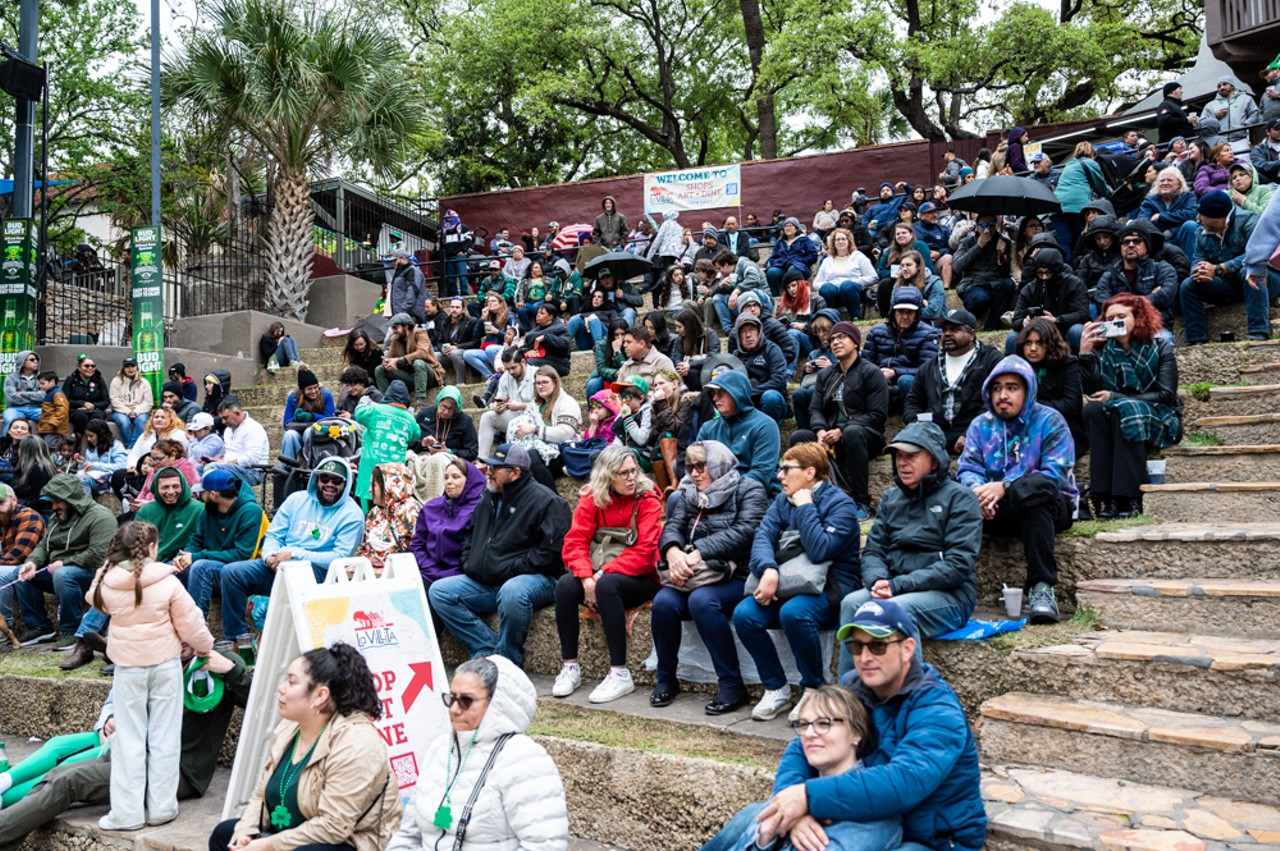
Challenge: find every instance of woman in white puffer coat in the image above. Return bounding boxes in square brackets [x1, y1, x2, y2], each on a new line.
[388, 655, 569, 851]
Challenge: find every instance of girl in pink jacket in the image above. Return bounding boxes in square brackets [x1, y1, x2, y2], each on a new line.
[86, 521, 214, 832]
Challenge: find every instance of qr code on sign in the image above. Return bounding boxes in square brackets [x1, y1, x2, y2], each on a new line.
[391, 752, 419, 789]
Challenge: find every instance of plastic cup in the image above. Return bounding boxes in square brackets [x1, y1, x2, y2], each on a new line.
[1002, 587, 1023, 618]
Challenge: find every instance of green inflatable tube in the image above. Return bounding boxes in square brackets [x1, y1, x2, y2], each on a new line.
[0, 731, 101, 797]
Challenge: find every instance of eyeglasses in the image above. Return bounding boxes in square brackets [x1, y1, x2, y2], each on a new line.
[843, 637, 907, 657]
[441, 692, 490, 710]
[315, 473, 344, 486]
[790, 716, 846, 734]
[1119, 237, 1145, 246]
[778, 464, 804, 474]
[687, 462, 707, 473]
[81, 362, 96, 369]
[616, 467, 640, 479]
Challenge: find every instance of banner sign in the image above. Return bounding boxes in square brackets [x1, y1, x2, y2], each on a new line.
[224, 555, 449, 819]
[0, 219, 38, 406]
[644, 164, 742, 214]
[129, 226, 165, 398]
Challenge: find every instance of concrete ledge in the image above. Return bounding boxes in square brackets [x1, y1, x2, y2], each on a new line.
[303, 275, 382, 331]
[38, 345, 261, 392]
[171, 310, 328, 362]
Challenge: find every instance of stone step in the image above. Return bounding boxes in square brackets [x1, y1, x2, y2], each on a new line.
[978, 692, 1280, 806]
[1075, 578, 1280, 638]
[1205, 384, 1280, 417]
[983, 764, 1280, 850]
[1140, 482, 1280, 523]
[1176, 338, 1280, 386]
[1191, 413, 1280, 446]
[1162, 443, 1280, 483]
[1237, 361, 1280, 375]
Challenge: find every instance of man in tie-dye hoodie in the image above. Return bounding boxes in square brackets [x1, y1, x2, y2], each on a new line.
[956, 355, 1077, 625]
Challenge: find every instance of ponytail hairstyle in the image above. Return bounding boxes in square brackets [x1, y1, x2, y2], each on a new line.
[94, 520, 159, 610]
[300, 642, 382, 719]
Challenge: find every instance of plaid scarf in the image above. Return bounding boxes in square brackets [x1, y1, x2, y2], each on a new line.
[1100, 339, 1180, 448]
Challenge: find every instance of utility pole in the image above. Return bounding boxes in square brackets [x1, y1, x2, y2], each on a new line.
[150, 0, 161, 226]
[12, 0, 38, 218]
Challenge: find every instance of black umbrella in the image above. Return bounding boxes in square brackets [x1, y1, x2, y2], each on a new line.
[945, 175, 1062, 217]
[352, 313, 388, 340]
[582, 250, 654, 282]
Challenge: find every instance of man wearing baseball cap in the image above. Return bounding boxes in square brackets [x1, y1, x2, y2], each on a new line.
[376, 313, 445, 406]
[703, 599, 984, 851]
[185, 411, 224, 474]
[388, 249, 426, 325]
[174, 468, 266, 622]
[913, 201, 954, 288]
[429, 443, 571, 666]
[904, 308, 1003, 454]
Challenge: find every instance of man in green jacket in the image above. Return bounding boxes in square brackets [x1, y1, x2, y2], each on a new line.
[174, 468, 265, 622]
[15, 474, 117, 646]
[354, 379, 421, 503]
[136, 468, 203, 563]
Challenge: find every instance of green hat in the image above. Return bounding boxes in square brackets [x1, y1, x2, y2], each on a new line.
[610, 377, 650, 396]
[0, 483, 14, 501]
[183, 658, 224, 714]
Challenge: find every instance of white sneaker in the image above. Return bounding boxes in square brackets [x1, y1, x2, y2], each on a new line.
[789, 688, 816, 723]
[552, 665, 581, 698]
[98, 813, 144, 831]
[752, 686, 795, 721]
[588, 670, 635, 704]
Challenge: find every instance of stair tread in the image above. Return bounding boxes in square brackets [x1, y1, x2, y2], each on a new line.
[1209, 384, 1280, 397]
[1193, 413, 1280, 426]
[1094, 521, 1280, 542]
[1076, 578, 1280, 597]
[1163, 443, 1280, 456]
[983, 764, 1280, 848]
[1140, 481, 1280, 492]
[1014, 629, 1280, 672]
[980, 692, 1280, 752]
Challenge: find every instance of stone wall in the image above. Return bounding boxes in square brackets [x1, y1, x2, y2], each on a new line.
[44, 281, 130, 346]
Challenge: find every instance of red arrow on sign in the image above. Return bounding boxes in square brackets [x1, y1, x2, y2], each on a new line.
[401, 661, 434, 714]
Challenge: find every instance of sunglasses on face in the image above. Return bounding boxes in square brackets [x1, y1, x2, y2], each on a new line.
[687, 461, 707, 474]
[842, 637, 907, 657]
[778, 464, 804, 474]
[441, 692, 489, 710]
[1120, 237, 1145, 246]
[315, 473, 344, 486]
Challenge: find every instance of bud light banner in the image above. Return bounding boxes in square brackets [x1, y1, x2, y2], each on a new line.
[643, 164, 742, 215]
[130, 226, 165, 397]
[0, 219, 38, 406]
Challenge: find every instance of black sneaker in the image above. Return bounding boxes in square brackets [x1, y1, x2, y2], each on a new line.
[472, 393, 486, 409]
[1028, 582, 1060, 625]
[18, 628, 56, 647]
[52, 634, 78, 651]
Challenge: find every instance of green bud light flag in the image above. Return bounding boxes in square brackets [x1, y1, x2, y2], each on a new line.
[0, 219, 38, 407]
[130, 226, 165, 397]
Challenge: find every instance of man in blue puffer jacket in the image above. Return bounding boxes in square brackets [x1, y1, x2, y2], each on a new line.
[862, 287, 939, 409]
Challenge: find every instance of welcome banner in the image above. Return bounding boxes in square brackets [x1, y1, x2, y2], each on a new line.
[644, 164, 742, 214]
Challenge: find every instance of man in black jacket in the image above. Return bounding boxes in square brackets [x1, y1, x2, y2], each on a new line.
[428, 443, 571, 666]
[789, 321, 888, 520]
[904, 309, 1002, 455]
[1156, 82, 1198, 144]
[730, 292, 797, 367]
[519, 303, 573, 376]
[434, 296, 486, 384]
[1009, 248, 1090, 352]
[1094, 224, 1179, 329]
[716, 215, 751, 258]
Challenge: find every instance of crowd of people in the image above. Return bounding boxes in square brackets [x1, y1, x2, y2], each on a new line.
[2, 76, 1280, 850]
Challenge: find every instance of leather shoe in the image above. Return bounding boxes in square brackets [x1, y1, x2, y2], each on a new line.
[82, 630, 108, 654]
[1094, 498, 1117, 520]
[1115, 497, 1142, 519]
[705, 692, 749, 715]
[649, 681, 680, 707]
[59, 639, 95, 671]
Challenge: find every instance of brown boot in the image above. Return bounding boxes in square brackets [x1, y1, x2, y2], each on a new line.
[59, 639, 95, 671]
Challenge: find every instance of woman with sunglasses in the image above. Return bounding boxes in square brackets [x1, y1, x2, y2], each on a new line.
[650, 440, 769, 714]
[389, 656, 568, 851]
[733, 442, 861, 723]
[554, 444, 663, 704]
[63, 355, 110, 435]
[209, 643, 401, 851]
[725, 685, 901, 851]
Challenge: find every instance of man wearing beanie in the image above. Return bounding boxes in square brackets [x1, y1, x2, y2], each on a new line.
[376, 313, 445, 407]
[1156, 81, 1198, 144]
[161, 380, 200, 424]
[354, 379, 420, 504]
[789, 321, 888, 520]
[280, 368, 334, 460]
[1179, 189, 1278, 343]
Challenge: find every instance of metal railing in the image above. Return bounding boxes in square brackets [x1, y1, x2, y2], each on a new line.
[1220, 0, 1280, 36]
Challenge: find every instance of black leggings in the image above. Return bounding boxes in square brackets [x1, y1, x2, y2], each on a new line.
[209, 818, 355, 851]
[555, 571, 660, 666]
[1084, 401, 1148, 498]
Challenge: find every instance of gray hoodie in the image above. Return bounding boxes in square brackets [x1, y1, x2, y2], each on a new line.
[4, 350, 44, 406]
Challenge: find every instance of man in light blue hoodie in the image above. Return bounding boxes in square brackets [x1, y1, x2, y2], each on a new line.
[217, 457, 364, 649]
[3, 350, 44, 435]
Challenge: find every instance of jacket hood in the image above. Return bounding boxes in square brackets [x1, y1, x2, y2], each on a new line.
[589, 388, 621, 419]
[707, 370, 755, 415]
[1081, 198, 1116, 217]
[698, 439, 739, 480]
[1028, 247, 1065, 274]
[815, 307, 841, 325]
[982, 355, 1039, 420]
[474, 655, 538, 742]
[14, 350, 35, 372]
[663, 210, 679, 222]
[144, 466, 194, 508]
[383, 380, 411, 407]
[456, 461, 487, 505]
[373, 463, 417, 508]
[1086, 215, 1120, 245]
[442, 209, 460, 229]
[1027, 232, 1061, 251]
[436, 385, 463, 410]
[1121, 217, 1165, 252]
[889, 421, 951, 491]
[42, 473, 95, 513]
[1009, 127, 1027, 142]
[1229, 161, 1261, 187]
[306, 456, 355, 501]
[102, 559, 175, 592]
[601, 195, 617, 211]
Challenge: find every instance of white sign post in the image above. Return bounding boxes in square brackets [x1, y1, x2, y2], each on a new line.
[222, 553, 448, 819]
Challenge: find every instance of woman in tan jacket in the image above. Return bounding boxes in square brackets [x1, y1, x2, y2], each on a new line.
[209, 643, 401, 851]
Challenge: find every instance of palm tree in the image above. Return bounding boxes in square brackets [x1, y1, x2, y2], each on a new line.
[164, 0, 423, 320]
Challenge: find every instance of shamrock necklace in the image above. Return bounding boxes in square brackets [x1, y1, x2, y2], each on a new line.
[433, 730, 479, 830]
[270, 719, 330, 830]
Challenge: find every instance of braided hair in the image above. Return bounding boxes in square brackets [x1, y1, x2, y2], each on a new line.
[93, 520, 159, 610]
[300, 642, 382, 719]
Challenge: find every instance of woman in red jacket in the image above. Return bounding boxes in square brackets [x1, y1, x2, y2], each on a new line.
[553, 444, 662, 704]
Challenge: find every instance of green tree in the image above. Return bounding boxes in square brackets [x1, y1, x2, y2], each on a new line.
[164, 0, 425, 320]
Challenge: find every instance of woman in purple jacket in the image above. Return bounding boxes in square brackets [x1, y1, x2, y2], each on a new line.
[410, 458, 487, 593]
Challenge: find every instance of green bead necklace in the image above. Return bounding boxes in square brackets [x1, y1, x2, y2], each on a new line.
[270, 719, 330, 831]
[433, 730, 480, 831]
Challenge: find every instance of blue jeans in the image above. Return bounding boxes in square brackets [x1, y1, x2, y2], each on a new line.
[205, 462, 262, 486]
[110, 413, 146, 448]
[220, 558, 323, 639]
[701, 803, 765, 851]
[651, 579, 747, 696]
[75, 606, 109, 639]
[462, 348, 495, 379]
[3, 405, 40, 436]
[17, 564, 94, 633]
[1179, 270, 1280, 343]
[1172, 220, 1200, 259]
[276, 335, 301, 366]
[818, 280, 864, 320]
[756, 390, 788, 422]
[837, 587, 972, 675]
[892, 374, 915, 412]
[792, 386, 814, 431]
[445, 257, 470, 298]
[1051, 216, 1080, 264]
[428, 573, 556, 667]
[960, 278, 1016, 330]
[584, 377, 606, 399]
[732, 592, 837, 690]
[0, 564, 19, 621]
[712, 290, 773, 335]
[766, 266, 804, 297]
[1005, 323, 1083, 354]
[281, 429, 303, 459]
[188, 559, 230, 618]
[516, 303, 542, 333]
[786, 330, 810, 373]
[567, 315, 606, 350]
